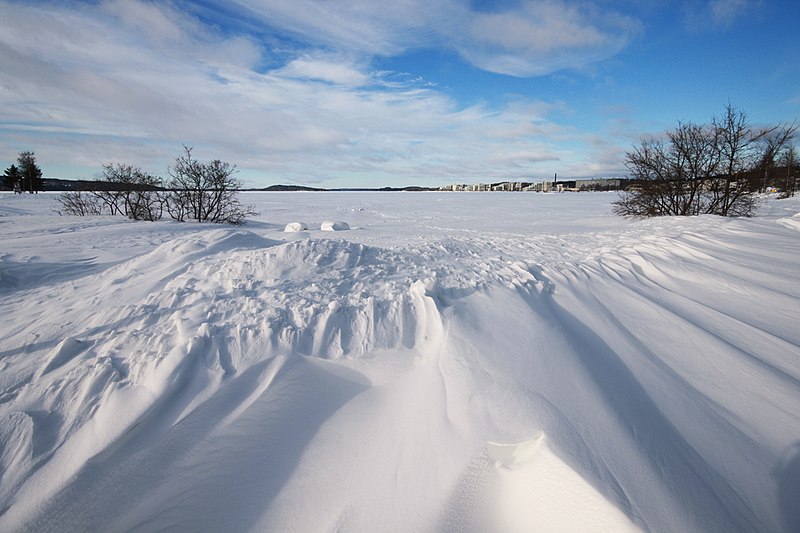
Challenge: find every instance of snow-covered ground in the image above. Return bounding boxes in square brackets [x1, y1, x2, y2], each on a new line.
[1, 191, 799, 532]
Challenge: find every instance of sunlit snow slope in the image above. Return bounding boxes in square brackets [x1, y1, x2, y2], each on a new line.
[1, 192, 799, 532]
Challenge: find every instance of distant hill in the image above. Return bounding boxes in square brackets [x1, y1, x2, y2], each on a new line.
[250, 184, 326, 192]
[248, 184, 438, 192]
[5, 179, 440, 193]
[328, 186, 439, 192]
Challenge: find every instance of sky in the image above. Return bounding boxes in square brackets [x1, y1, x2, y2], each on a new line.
[0, 0, 798, 188]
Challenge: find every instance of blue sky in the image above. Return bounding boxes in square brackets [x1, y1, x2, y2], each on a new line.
[1, 0, 798, 187]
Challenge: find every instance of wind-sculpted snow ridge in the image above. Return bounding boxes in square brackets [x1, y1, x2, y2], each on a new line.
[0, 231, 433, 517]
[1, 193, 799, 532]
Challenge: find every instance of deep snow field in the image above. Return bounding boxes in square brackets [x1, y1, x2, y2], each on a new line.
[1, 191, 799, 532]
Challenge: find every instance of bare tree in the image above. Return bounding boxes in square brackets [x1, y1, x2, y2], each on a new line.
[618, 137, 678, 217]
[55, 149, 254, 225]
[615, 105, 794, 218]
[668, 121, 721, 215]
[780, 146, 798, 197]
[706, 104, 758, 216]
[615, 122, 723, 217]
[165, 147, 254, 225]
[755, 123, 798, 193]
[56, 163, 163, 220]
[92, 163, 164, 221]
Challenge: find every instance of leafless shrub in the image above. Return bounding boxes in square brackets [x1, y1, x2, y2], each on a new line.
[164, 146, 254, 225]
[55, 190, 103, 216]
[93, 164, 164, 221]
[615, 105, 796, 218]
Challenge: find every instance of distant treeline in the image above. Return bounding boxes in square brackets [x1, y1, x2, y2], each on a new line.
[38, 178, 162, 192]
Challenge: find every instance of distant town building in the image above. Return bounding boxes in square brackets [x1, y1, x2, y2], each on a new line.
[440, 177, 625, 192]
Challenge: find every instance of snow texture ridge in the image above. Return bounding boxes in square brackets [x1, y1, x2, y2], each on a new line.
[1, 192, 799, 532]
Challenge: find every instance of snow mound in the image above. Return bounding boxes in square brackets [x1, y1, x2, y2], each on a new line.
[38, 337, 90, 377]
[489, 435, 639, 532]
[283, 221, 308, 232]
[443, 434, 638, 532]
[486, 434, 544, 469]
[777, 213, 800, 231]
[320, 220, 350, 231]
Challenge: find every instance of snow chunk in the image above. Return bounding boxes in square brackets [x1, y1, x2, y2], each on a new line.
[488, 434, 640, 532]
[320, 221, 350, 231]
[486, 433, 544, 469]
[777, 213, 800, 231]
[284, 222, 308, 232]
[39, 337, 88, 376]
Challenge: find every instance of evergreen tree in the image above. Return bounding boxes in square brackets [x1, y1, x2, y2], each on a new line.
[17, 151, 43, 193]
[2, 164, 21, 191]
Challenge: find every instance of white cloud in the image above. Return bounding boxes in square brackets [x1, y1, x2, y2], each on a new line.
[458, 2, 639, 76]
[100, 0, 188, 44]
[227, 0, 641, 77]
[0, 0, 629, 184]
[709, 0, 751, 27]
[225, 0, 443, 56]
[277, 55, 371, 86]
[683, 0, 760, 31]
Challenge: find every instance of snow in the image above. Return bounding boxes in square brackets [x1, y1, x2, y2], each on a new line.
[283, 221, 308, 232]
[320, 220, 351, 231]
[1, 191, 799, 532]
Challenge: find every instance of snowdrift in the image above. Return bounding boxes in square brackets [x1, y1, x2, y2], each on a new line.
[1, 192, 799, 532]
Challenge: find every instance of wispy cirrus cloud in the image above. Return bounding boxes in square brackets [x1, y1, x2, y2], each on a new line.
[219, 0, 453, 56]
[227, 0, 641, 77]
[709, 0, 755, 27]
[683, 0, 762, 30]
